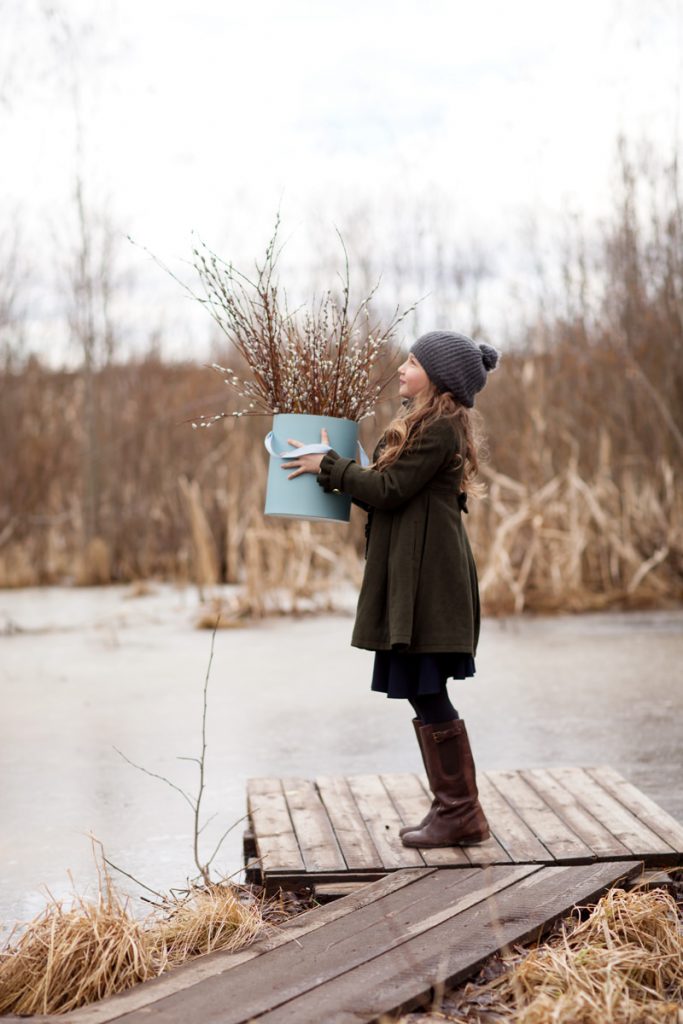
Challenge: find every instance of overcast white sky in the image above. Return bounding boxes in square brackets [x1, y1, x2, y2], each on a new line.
[2, 0, 682, 362]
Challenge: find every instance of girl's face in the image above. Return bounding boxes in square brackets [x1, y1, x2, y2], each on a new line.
[398, 352, 431, 399]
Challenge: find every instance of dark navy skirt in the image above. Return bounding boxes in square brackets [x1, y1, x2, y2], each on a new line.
[371, 649, 476, 700]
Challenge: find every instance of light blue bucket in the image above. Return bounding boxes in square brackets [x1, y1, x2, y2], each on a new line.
[264, 413, 369, 522]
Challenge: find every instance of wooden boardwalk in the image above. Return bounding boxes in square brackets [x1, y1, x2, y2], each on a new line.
[7, 766, 680, 1023]
[42, 859, 643, 1024]
[245, 765, 683, 891]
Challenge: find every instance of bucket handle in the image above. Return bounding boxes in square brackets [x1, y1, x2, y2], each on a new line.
[264, 431, 370, 467]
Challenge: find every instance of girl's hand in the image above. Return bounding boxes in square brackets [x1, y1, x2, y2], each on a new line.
[281, 428, 330, 480]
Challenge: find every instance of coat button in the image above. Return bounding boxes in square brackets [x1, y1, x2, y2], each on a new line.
[332, 488, 341, 494]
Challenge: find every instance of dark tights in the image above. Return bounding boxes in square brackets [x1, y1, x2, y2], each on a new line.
[409, 689, 459, 725]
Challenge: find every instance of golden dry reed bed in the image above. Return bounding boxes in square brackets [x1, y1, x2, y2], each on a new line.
[503, 886, 683, 1024]
[407, 884, 683, 1024]
[5, 872, 679, 1019]
[0, 852, 264, 1016]
[1, 149, 682, 614]
[0, 350, 681, 620]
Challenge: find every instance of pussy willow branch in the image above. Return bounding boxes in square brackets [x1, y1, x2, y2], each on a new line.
[193, 218, 425, 419]
[132, 214, 426, 422]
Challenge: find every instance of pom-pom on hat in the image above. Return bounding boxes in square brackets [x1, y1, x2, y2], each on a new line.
[409, 330, 500, 407]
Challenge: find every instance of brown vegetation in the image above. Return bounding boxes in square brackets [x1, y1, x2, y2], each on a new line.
[398, 882, 683, 1023]
[1, 147, 681, 614]
[0, 848, 264, 1017]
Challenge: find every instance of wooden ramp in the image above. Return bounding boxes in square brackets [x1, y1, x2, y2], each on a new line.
[56, 859, 642, 1024]
[245, 765, 683, 891]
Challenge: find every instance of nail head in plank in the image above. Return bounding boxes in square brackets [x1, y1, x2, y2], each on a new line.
[521, 767, 630, 859]
[255, 860, 642, 1024]
[586, 765, 683, 854]
[280, 777, 346, 872]
[346, 773, 425, 870]
[549, 767, 675, 859]
[315, 775, 384, 871]
[487, 769, 594, 861]
[478, 773, 551, 862]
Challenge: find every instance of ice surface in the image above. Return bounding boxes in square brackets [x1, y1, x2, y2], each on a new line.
[1, 583, 681, 931]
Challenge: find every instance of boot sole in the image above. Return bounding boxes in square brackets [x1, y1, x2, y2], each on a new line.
[402, 831, 490, 848]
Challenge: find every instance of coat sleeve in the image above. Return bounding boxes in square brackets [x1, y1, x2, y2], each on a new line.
[316, 420, 456, 511]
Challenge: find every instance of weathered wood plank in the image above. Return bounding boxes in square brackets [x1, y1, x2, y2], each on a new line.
[380, 772, 470, 866]
[280, 777, 346, 872]
[67, 870, 435, 1024]
[119, 864, 538, 1024]
[315, 775, 384, 871]
[258, 870, 386, 895]
[488, 769, 594, 861]
[521, 767, 631, 859]
[478, 773, 550, 862]
[247, 778, 304, 873]
[249, 766, 678, 890]
[461, 829, 514, 866]
[313, 881, 366, 900]
[346, 773, 425, 870]
[256, 860, 642, 1024]
[248, 777, 282, 795]
[549, 767, 675, 860]
[586, 765, 683, 853]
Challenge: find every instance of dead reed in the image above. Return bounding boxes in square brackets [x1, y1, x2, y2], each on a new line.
[155, 883, 263, 965]
[508, 885, 682, 1023]
[0, 352, 680, 615]
[0, 857, 264, 1016]
[1, 149, 682, 612]
[427, 884, 683, 1024]
[473, 448, 682, 614]
[0, 875, 159, 1016]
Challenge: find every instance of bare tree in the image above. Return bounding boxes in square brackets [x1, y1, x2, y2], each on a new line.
[0, 214, 28, 368]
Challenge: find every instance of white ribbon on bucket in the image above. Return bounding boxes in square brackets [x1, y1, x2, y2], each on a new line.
[264, 431, 370, 467]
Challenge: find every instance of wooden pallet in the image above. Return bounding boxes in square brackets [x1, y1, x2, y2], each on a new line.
[245, 765, 683, 891]
[53, 860, 642, 1024]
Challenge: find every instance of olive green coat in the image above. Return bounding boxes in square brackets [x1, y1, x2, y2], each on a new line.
[316, 417, 480, 654]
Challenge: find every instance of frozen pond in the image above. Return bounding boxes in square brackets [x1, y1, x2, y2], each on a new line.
[1, 584, 681, 932]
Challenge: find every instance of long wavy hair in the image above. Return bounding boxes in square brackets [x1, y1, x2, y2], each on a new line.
[373, 382, 486, 498]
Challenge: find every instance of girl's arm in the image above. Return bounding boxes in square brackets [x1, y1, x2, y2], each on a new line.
[316, 419, 456, 511]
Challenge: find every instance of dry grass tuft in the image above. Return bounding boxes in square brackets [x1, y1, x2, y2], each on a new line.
[0, 858, 265, 1016]
[504, 885, 683, 1024]
[0, 874, 162, 1016]
[156, 883, 263, 965]
[426, 884, 683, 1024]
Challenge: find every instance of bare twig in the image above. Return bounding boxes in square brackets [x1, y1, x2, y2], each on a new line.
[112, 746, 196, 812]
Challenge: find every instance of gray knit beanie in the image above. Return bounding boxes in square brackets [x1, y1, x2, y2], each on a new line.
[409, 330, 500, 407]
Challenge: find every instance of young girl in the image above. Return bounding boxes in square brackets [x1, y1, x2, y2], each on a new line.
[282, 330, 500, 849]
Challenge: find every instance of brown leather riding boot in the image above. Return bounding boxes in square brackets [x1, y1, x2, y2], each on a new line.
[401, 718, 490, 848]
[398, 718, 437, 837]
